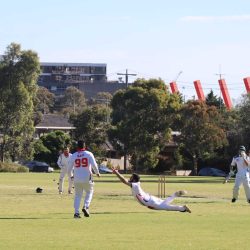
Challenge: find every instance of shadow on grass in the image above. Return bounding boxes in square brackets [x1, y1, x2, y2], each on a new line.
[157, 178, 225, 184]
[0, 217, 49, 220]
[91, 211, 159, 215]
[94, 175, 224, 183]
[95, 178, 224, 184]
[0, 215, 86, 220]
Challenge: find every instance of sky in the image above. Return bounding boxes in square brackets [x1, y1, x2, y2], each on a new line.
[1, 0, 250, 104]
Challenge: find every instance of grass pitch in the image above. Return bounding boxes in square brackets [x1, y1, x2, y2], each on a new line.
[0, 173, 249, 250]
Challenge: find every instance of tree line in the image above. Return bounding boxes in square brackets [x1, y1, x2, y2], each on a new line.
[1, 43, 250, 174]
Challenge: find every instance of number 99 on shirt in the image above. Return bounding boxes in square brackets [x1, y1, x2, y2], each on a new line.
[75, 158, 88, 168]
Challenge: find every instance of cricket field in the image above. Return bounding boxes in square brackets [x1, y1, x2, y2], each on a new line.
[0, 173, 249, 250]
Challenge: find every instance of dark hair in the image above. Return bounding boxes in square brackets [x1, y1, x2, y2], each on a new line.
[77, 140, 85, 148]
[239, 145, 246, 152]
[131, 173, 140, 182]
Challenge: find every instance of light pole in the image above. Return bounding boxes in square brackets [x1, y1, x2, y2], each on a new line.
[117, 69, 137, 173]
[0, 134, 4, 162]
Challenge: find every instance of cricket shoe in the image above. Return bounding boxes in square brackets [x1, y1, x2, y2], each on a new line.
[175, 190, 187, 197]
[232, 198, 236, 203]
[68, 190, 73, 194]
[74, 213, 81, 219]
[82, 207, 90, 217]
[183, 205, 191, 213]
[184, 205, 191, 214]
[59, 191, 63, 195]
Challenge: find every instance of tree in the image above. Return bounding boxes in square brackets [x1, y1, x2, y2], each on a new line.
[96, 92, 113, 102]
[33, 86, 55, 126]
[206, 90, 225, 109]
[70, 105, 110, 158]
[210, 94, 250, 161]
[110, 78, 181, 172]
[0, 43, 40, 162]
[88, 92, 112, 122]
[58, 86, 86, 116]
[176, 100, 228, 175]
[35, 86, 55, 114]
[33, 131, 71, 166]
[205, 90, 238, 164]
[235, 93, 250, 149]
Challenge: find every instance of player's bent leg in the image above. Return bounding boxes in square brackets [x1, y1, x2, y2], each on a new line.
[156, 193, 191, 212]
[161, 191, 187, 205]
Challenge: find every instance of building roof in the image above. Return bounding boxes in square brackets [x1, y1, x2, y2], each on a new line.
[35, 114, 75, 130]
[40, 62, 106, 67]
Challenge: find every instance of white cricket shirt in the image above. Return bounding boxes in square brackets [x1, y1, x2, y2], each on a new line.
[69, 149, 99, 182]
[131, 182, 151, 206]
[57, 153, 72, 169]
[231, 155, 250, 176]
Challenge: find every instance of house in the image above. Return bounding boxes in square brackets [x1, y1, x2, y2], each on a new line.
[35, 114, 75, 137]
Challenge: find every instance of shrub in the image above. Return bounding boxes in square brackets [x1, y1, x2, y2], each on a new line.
[33, 130, 72, 168]
[0, 162, 29, 173]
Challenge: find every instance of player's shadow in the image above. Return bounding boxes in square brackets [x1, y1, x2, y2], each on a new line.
[0, 216, 85, 220]
[0, 217, 47, 220]
[91, 211, 158, 215]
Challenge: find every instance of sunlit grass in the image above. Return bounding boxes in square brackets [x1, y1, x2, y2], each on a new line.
[0, 173, 249, 249]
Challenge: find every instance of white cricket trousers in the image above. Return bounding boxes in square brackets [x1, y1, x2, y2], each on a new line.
[74, 181, 94, 214]
[233, 172, 250, 201]
[59, 167, 73, 193]
[144, 193, 186, 211]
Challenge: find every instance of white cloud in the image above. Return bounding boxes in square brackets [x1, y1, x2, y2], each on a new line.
[180, 15, 250, 22]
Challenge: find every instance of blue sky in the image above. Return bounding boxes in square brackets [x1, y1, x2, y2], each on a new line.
[1, 0, 250, 103]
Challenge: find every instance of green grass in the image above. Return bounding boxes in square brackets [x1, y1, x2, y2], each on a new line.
[0, 173, 249, 250]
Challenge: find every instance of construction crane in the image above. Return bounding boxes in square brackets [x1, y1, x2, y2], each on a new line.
[173, 71, 183, 82]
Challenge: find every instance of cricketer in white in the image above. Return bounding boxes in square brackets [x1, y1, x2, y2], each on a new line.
[68, 141, 100, 218]
[57, 147, 73, 194]
[112, 167, 191, 213]
[231, 146, 250, 203]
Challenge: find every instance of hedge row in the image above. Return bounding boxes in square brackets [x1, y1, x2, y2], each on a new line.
[0, 162, 29, 173]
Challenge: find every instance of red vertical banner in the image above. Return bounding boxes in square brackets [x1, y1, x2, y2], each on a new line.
[193, 80, 205, 101]
[243, 77, 250, 93]
[169, 81, 179, 93]
[218, 79, 232, 109]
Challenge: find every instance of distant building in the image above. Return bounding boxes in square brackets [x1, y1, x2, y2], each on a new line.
[38, 62, 127, 99]
[39, 62, 107, 85]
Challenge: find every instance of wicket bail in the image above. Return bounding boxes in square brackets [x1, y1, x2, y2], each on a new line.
[158, 175, 166, 198]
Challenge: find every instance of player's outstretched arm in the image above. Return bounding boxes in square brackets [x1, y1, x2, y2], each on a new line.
[111, 167, 131, 186]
